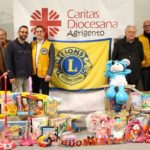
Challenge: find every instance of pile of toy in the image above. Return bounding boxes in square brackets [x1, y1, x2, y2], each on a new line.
[1, 59, 150, 149]
[62, 91, 150, 147]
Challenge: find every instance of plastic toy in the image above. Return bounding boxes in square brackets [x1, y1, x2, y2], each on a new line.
[61, 134, 77, 147]
[38, 135, 52, 147]
[126, 120, 144, 143]
[1, 93, 18, 116]
[104, 59, 131, 104]
[0, 72, 16, 149]
[95, 114, 111, 139]
[111, 117, 125, 140]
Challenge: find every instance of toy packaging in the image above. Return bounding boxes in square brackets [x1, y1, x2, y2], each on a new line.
[1, 93, 18, 116]
[111, 117, 126, 140]
[45, 98, 58, 117]
[0, 120, 27, 140]
[17, 95, 29, 115]
[141, 94, 150, 113]
[17, 94, 45, 116]
[130, 92, 141, 114]
[32, 116, 49, 137]
[126, 119, 144, 143]
[85, 111, 110, 133]
[49, 117, 72, 135]
[95, 115, 112, 139]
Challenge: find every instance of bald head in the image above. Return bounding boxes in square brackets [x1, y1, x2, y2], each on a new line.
[143, 20, 150, 33]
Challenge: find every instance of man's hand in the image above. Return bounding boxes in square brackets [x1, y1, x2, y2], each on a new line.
[45, 75, 51, 82]
[10, 78, 16, 84]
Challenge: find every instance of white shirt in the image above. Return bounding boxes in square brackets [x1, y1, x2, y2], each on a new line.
[36, 39, 44, 68]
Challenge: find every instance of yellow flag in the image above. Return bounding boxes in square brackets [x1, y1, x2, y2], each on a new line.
[50, 39, 111, 90]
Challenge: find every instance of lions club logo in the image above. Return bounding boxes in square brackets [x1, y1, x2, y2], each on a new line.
[55, 47, 92, 85]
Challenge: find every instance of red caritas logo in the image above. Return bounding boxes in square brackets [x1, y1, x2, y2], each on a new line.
[30, 8, 61, 38]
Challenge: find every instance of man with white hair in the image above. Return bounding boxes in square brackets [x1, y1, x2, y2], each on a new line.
[138, 20, 150, 91]
[112, 25, 144, 89]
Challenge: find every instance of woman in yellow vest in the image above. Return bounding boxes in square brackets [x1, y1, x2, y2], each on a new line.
[138, 20, 150, 91]
[31, 25, 55, 95]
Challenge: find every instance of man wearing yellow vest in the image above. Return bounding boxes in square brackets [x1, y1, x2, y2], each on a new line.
[31, 25, 55, 95]
[139, 20, 150, 91]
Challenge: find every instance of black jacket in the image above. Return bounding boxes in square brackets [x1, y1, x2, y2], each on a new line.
[112, 37, 144, 84]
[5, 38, 32, 79]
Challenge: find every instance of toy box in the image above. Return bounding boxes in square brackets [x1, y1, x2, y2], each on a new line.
[141, 94, 150, 113]
[0, 120, 27, 140]
[1, 93, 18, 116]
[32, 116, 49, 137]
[45, 97, 58, 117]
[17, 93, 45, 116]
[49, 117, 72, 134]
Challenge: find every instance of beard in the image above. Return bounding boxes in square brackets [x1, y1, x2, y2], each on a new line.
[19, 35, 27, 41]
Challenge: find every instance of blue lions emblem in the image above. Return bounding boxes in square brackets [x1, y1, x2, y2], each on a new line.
[55, 47, 92, 85]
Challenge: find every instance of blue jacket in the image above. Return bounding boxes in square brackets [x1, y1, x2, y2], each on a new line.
[5, 38, 32, 79]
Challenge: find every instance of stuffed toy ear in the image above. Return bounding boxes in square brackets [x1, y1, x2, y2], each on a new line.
[122, 59, 130, 66]
[106, 60, 113, 67]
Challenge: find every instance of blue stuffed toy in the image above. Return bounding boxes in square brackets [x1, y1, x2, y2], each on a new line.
[104, 59, 131, 104]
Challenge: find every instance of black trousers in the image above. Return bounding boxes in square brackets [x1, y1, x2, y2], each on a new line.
[32, 74, 49, 95]
[141, 67, 150, 91]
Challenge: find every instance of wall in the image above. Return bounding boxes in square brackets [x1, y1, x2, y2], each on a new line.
[0, 0, 150, 39]
[0, 0, 149, 112]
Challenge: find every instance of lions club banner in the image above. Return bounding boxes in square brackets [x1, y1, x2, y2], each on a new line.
[14, 0, 134, 41]
[50, 39, 111, 90]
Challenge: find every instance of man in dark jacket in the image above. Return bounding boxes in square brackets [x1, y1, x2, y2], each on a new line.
[5, 25, 32, 92]
[112, 25, 144, 89]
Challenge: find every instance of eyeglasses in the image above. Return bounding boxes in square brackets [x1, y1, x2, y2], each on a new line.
[35, 30, 44, 33]
[144, 25, 150, 28]
[19, 31, 28, 34]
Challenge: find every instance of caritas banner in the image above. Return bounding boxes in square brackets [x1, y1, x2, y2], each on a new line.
[13, 0, 134, 41]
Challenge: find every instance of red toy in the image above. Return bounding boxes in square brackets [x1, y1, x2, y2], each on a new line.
[0, 72, 16, 149]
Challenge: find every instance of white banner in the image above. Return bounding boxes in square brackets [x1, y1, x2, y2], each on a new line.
[13, 0, 134, 112]
[14, 0, 134, 41]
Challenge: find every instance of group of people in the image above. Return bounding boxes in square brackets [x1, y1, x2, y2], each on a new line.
[0, 25, 55, 95]
[112, 20, 150, 91]
[0, 20, 150, 95]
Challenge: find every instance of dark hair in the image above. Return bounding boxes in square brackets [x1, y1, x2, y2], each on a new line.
[35, 25, 45, 32]
[19, 25, 28, 31]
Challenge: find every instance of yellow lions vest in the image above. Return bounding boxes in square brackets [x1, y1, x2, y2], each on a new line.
[138, 35, 150, 67]
[32, 40, 51, 78]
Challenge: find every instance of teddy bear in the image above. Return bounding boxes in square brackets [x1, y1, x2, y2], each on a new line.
[104, 59, 131, 104]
